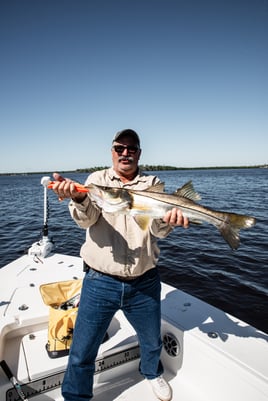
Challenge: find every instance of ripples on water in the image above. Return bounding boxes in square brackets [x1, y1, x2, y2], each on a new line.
[0, 169, 267, 333]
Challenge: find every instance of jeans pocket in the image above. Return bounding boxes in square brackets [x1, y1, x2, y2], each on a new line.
[86, 268, 102, 280]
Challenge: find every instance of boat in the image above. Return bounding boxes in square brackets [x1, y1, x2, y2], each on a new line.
[0, 177, 267, 401]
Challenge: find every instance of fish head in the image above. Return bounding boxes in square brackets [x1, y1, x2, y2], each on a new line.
[86, 184, 131, 213]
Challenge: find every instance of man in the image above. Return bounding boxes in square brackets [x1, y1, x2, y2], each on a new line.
[51, 129, 189, 401]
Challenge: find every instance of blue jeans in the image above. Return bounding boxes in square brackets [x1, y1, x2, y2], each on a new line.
[62, 268, 163, 401]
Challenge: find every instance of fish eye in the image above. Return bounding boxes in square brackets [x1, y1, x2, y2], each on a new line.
[103, 187, 122, 198]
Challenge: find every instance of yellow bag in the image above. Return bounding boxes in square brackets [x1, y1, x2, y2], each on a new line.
[40, 279, 82, 358]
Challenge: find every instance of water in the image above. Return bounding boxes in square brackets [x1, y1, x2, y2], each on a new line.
[0, 169, 267, 333]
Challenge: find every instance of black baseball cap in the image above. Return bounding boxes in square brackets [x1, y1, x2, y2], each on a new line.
[113, 129, 140, 147]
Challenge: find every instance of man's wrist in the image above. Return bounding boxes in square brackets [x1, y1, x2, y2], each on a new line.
[71, 194, 87, 204]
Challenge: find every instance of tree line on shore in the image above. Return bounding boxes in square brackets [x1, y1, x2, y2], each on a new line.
[1, 164, 267, 176]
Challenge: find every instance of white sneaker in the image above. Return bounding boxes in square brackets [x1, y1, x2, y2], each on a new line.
[148, 375, 172, 401]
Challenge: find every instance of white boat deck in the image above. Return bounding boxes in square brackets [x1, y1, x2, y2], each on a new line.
[0, 252, 268, 401]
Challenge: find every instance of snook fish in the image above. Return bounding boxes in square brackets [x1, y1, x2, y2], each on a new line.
[86, 181, 256, 250]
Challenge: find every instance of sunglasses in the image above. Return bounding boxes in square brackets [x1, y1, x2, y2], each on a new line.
[112, 145, 140, 154]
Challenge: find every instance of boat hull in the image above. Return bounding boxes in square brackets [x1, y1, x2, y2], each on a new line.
[1, 253, 267, 400]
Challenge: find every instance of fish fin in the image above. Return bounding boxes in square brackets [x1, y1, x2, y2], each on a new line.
[145, 183, 165, 193]
[174, 181, 201, 201]
[219, 213, 256, 250]
[134, 216, 151, 230]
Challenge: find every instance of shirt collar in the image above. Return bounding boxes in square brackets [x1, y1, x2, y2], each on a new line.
[108, 167, 148, 185]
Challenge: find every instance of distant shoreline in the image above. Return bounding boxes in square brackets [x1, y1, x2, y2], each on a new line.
[1, 164, 267, 176]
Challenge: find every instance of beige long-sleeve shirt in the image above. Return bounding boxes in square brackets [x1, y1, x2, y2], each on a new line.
[69, 168, 173, 278]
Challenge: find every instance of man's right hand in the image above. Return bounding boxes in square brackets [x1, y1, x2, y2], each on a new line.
[51, 172, 87, 203]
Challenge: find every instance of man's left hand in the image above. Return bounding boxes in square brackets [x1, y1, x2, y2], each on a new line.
[163, 208, 189, 228]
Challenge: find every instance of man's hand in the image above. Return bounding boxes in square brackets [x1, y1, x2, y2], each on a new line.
[163, 208, 189, 228]
[51, 173, 87, 203]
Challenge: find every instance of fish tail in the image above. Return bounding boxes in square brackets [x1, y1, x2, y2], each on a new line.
[218, 212, 256, 250]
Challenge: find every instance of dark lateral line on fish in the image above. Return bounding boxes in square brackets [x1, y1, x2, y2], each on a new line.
[130, 196, 226, 223]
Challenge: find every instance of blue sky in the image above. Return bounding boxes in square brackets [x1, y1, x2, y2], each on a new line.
[1, 0, 267, 173]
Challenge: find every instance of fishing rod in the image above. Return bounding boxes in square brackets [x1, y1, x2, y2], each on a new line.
[0, 360, 29, 401]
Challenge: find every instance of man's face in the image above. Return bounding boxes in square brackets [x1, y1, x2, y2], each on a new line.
[111, 135, 141, 177]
